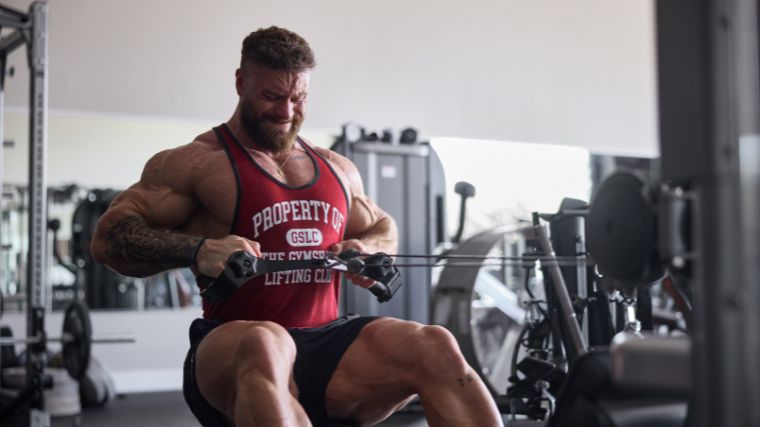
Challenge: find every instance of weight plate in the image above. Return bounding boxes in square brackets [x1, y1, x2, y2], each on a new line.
[587, 172, 661, 283]
[62, 301, 91, 380]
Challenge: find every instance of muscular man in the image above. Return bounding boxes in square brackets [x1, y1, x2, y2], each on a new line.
[91, 26, 503, 427]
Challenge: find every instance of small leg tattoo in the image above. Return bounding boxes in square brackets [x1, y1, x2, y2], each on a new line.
[456, 374, 475, 388]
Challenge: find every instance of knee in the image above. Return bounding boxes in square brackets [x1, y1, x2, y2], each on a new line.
[234, 321, 296, 372]
[411, 325, 469, 379]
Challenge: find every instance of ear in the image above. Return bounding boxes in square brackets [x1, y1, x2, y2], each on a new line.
[235, 68, 245, 96]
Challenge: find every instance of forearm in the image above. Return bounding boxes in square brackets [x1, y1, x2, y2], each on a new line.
[354, 215, 398, 255]
[92, 215, 203, 278]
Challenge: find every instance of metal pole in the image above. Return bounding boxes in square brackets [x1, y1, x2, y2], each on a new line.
[26, 0, 48, 323]
[735, 0, 760, 423]
[534, 223, 587, 362]
[0, 61, 4, 286]
[24, 1, 48, 426]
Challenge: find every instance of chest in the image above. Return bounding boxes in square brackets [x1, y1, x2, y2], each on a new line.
[193, 147, 348, 229]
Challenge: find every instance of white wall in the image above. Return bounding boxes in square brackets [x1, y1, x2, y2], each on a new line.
[1, 110, 335, 188]
[1, 0, 656, 158]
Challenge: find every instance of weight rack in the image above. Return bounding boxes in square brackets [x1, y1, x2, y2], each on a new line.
[0, 1, 49, 426]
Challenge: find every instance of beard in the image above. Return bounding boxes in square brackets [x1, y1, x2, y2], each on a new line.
[239, 99, 303, 153]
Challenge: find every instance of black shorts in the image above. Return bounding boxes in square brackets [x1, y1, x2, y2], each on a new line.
[182, 315, 379, 426]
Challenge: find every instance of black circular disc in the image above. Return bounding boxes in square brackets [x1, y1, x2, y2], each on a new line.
[62, 301, 92, 380]
[587, 172, 657, 282]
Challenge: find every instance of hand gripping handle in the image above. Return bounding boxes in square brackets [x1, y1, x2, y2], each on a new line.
[340, 251, 403, 303]
[199, 252, 325, 302]
[200, 251, 404, 303]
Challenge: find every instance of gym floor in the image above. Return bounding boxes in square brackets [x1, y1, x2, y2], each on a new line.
[49, 391, 430, 427]
[47, 392, 536, 426]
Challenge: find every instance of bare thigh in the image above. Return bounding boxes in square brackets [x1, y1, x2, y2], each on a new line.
[324, 317, 428, 424]
[194, 320, 299, 420]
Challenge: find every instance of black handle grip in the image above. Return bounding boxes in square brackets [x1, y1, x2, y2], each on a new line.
[360, 253, 402, 303]
[201, 252, 332, 303]
[200, 251, 258, 302]
[368, 282, 392, 302]
[200, 249, 403, 304]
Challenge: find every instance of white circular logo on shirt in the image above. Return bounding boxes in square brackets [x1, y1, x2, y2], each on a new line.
[286, 228, 324, 247]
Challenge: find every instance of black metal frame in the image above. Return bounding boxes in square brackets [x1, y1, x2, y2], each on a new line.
[656, 0, 760, 425]
[0, 2, 49, 427]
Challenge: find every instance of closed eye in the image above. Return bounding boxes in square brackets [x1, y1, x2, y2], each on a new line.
[263, 91, 285, 102]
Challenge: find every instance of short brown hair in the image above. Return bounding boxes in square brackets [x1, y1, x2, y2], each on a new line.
[240, 26, 316, 71]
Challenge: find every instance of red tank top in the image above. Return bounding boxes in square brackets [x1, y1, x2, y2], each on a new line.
[201, 124, 350, 327]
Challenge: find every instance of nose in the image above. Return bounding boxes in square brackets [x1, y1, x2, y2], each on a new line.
[273, 99, 294, 121]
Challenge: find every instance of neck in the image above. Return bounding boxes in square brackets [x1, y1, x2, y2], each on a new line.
[226, 114, 295, 157]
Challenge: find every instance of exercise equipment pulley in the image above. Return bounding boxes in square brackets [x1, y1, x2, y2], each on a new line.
[354, 253, 594, 268]
[201, 248, 594, 306]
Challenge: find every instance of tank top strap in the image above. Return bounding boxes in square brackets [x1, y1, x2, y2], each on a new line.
[212, 124, 243, 233]
[298, 139, 351, 215]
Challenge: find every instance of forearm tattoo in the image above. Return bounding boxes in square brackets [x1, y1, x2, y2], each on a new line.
[105, 216, 202, 276]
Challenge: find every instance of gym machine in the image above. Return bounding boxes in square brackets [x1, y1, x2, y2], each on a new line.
[69, 189, 139, 310]
[657, 0, 760, 424]
[0, 2, 51, 425]
[579, 0, 760, 425]
[569, 0, 760, 423]
[0, 2, 132, 425]
[430, 200, 631, 421]
[433, 0, 760, 424]
[331, 124, 451, 324]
